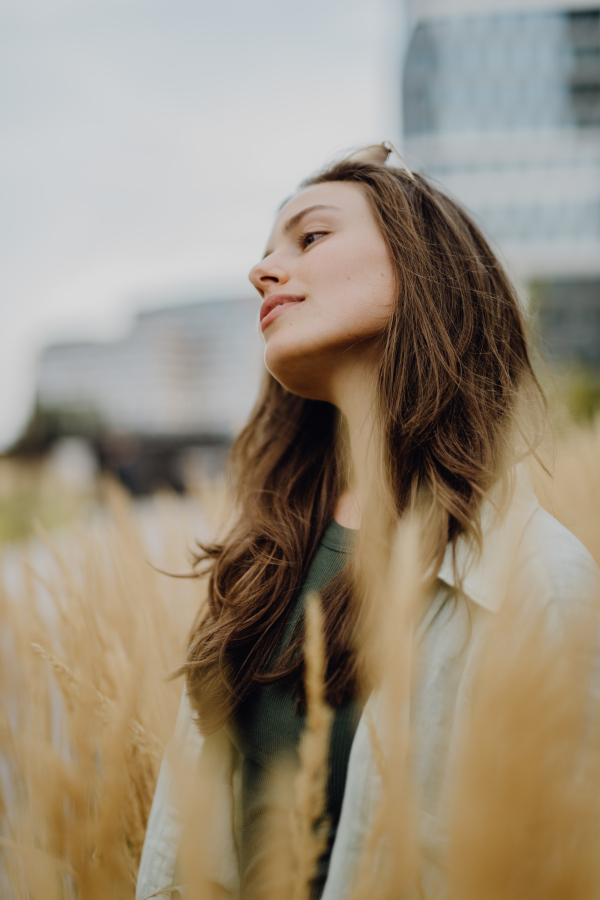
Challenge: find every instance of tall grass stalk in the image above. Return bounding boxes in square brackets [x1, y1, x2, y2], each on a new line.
[291, 593, 333, 900]
[351, 517, 423, 900]
[218, 593, 333, 900]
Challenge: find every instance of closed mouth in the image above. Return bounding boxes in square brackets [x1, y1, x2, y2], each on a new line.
[260, 294, 305, 328]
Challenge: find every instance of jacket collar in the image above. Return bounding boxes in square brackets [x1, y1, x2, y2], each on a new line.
[437, 464, 539, 613]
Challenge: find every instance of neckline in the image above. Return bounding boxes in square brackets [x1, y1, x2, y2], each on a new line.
[321, 518, 357, 553]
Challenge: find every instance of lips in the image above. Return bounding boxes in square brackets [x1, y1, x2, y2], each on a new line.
[260, 293, 305, 330]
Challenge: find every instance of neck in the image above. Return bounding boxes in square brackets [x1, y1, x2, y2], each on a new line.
[331, 361, 379, 530]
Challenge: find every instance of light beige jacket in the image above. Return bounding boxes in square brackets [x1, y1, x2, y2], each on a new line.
[136, 466, 599, 900]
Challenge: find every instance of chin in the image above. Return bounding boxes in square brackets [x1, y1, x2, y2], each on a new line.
[263, 339, 330, 402]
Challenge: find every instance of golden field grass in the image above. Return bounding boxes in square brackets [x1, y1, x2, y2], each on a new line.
[0, 478, 206, 898]
[0, 418, 599, 899]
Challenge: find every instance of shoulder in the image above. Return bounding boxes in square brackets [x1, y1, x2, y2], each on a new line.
[520, 504, 599, 612]
[439, 464, 598, 616]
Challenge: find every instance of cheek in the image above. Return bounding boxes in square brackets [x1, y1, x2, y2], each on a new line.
[323, 241, 395, 333]
[262, 237, 395, 382]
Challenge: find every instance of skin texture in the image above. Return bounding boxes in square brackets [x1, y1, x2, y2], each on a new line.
[248, 181, 396, 528]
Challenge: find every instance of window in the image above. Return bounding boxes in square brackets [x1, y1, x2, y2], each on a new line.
[403, 9, 600, 136]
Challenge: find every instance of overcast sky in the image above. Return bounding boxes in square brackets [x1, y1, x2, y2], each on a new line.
[0, 0, 405, 449]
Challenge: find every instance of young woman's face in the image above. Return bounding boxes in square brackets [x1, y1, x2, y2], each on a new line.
[248, 181, 396, 402]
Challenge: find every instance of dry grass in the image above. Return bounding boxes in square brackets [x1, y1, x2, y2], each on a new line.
[0, 478, 203, 898]
[0, 418, 599, 898]
[529, 417, 600, 566]
[350, 518, 423, 900]
[445, 592, 600, 900]
[289, 594, 333, 900]
[232, 594, 334, 900]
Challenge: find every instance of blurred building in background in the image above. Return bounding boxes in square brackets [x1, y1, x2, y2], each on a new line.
[10, 0, 600, 492]
[17, 299, 263, 493]
[403, 0, 600, 371]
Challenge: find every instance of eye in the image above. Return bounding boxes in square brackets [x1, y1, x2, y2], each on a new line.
[300, 231, 328, 249]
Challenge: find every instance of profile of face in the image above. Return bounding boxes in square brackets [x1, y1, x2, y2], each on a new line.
[248, 181, 396, 403]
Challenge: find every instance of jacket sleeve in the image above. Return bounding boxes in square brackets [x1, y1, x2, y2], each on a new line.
[136, 690, 204, 900]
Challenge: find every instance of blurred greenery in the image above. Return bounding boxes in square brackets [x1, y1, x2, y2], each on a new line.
[0, 403, 102, 541]
[561, 368, 600, 423]
[528, 278, 600, 426]
[0, 456, 92, 543]
[0, 490, 81, 543]
[8, 403, 104, 457]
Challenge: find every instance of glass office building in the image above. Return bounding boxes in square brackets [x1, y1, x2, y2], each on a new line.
[402, 0, 600, 369]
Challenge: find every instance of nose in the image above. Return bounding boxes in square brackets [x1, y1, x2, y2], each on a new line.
[248, 256, 290, 297]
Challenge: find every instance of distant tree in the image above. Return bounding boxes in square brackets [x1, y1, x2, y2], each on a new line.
[7, 403, 106, 457]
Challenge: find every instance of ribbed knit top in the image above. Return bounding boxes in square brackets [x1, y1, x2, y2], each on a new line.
[230, 519, 360, 899]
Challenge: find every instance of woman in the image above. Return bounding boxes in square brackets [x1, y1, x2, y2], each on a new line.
[137, 144, 598, 900]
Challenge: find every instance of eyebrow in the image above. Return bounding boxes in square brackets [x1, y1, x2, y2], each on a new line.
[262, 204, 341, 258]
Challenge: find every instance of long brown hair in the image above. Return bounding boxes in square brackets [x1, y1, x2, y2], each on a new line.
[183, 156, 544, 734]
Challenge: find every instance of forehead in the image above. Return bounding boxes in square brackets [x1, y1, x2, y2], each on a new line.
[270, 181, 371, 237]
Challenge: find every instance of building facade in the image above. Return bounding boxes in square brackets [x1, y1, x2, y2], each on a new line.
[34, 299, 264, 491]
[402, 0, 600, 369]
[37, 298, 263, 438]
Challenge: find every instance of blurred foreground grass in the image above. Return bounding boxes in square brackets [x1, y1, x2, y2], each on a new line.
[0, 415, 599, 898]
[0, 469, 212, 898]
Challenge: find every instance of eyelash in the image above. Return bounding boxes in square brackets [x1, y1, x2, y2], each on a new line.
[299, 231, 328, 250]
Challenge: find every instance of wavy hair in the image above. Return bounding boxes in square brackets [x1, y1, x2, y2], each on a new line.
[182, 157, 544, 734]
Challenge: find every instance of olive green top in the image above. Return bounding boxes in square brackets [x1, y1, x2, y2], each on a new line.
[230, 519, 360, 899]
